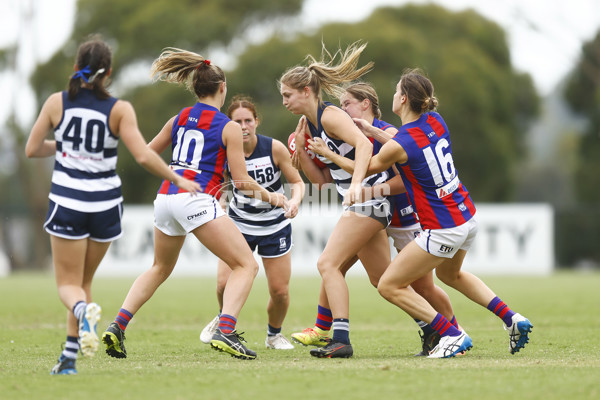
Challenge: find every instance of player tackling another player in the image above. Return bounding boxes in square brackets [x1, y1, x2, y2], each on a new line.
[28, 37, 532, 372]
[346, 68, 533, 358]
[289, 82, 463, 357]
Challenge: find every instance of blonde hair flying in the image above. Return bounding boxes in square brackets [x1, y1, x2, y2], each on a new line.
[150, 47, 226, 99]
[279, 41, 373, 100]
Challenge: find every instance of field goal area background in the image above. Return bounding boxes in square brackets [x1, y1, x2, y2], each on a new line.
[99, 203, 554, 277]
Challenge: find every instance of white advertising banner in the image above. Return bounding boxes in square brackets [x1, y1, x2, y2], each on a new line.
[461, 204, 554, 275]
[98, 203, 554, 277]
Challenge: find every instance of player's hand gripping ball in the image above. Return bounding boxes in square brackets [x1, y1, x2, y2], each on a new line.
[287, 132, 326, 168]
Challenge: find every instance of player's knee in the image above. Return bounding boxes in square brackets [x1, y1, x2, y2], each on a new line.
[247, 260, 260, 277]
[269, 286, 289, 303]
[435, 268, 457, 285]
[367, 274, 380, 288]
[316, 256, 336, 277]
[150, 263, 174, 283]
[229, 257, 259, 277]
[377, 277, 395, 301]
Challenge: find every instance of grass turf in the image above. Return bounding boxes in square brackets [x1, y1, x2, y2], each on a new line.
[0, 271, 599, 399]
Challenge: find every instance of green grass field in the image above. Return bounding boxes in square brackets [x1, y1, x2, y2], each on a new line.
[1, 271, 599, 399]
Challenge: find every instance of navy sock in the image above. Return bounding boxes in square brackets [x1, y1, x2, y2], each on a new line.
[267, 324, 281, 336]
[61, 336, 79, 360]
[332, 318, 350, 344]
[415, 319, 435, 335]
[72, 301, 86, 321]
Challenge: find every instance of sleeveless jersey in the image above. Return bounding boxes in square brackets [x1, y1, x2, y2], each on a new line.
[228, 134, 289, 236]
[50, 89, 121, 212]
[392, 112, 476, 230]
[157, 103, 229, 199]
[371, 119, 418, 228]
[306, 102, 389, 201]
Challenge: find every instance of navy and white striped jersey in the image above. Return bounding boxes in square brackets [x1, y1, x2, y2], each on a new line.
[228, 134, 289, 236]
[50, 89, 122, 212]
[306, 102, 390, 202]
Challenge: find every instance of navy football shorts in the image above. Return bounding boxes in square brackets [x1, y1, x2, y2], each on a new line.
[242, 223, 292, 258]
[44, 200, 123, 242]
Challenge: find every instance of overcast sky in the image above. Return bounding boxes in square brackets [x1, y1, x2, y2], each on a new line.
[301, 0, 600, 96]
[1, 0, 600, 127]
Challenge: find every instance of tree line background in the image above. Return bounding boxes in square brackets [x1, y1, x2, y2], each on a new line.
[1, 0, 598, 271]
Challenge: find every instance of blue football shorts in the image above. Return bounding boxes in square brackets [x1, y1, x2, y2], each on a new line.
[44, 200, 123, 242]
[242, 223, 292, 258]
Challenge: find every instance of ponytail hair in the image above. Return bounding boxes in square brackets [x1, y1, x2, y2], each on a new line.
[68, 35, 112, 100]
[279, 41, 373, 100]
[399, 68, 438, 114]
[150, 48, 226, 99]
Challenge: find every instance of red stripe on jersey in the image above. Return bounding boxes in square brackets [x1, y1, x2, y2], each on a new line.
[407, 127, 430, 149]
[158, 179, 171, 194]
[204, 146, 227, 199]
[401, 165, 441, 229]
[390, 209, 401, 226]
[197, 110, 217, 130]
[179, 169, 198, 194]
[177, 107, 192, 126]
[427, 114, 446, 137]
[459, 184, 477, 215]
[440, 189, 466, 226]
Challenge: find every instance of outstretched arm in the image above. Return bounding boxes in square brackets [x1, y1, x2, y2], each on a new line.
[355, 118, 397, 145]
[308, 125, 398, 175]
[224, 122, 288, 210]
[307, 136, 354, 174]
[361, 174, 407, 202]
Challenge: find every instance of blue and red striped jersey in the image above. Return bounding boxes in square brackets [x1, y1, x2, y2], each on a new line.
[392, 112, 476, 230]
[372, 119, 418, 228]
[157, 103, 230, 198]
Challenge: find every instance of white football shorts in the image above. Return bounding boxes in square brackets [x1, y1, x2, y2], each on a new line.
[386, 223, 421, 251]
[414, 216, 478, 258]
[154, 192, 225, 236]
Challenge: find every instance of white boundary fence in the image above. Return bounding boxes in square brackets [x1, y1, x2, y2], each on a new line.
[98, 203, 554, 277]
